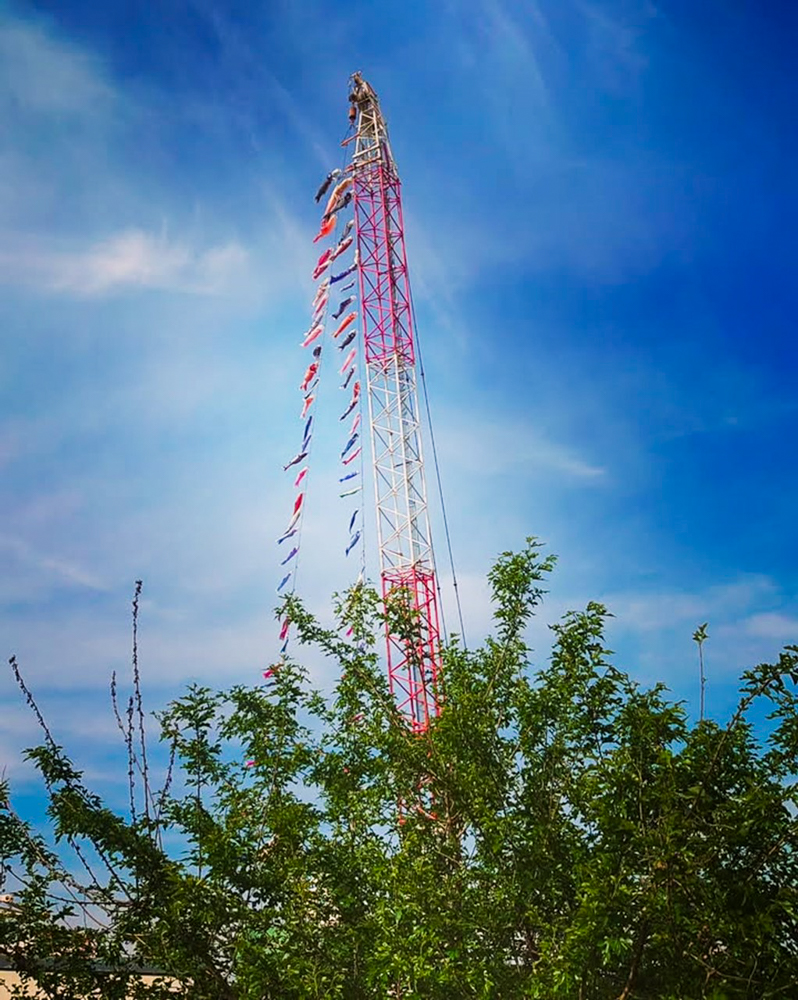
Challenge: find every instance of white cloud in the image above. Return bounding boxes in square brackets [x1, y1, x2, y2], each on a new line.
[480, 0, 552, 109]
[576, 575, 798, 702]
[0, 17, 118, 233]
[0, 20, 113, 116]
[0, 14, 308, 303]
[0, 533, 108, 594]
[605, 576, 778, 634]
[190, 1, 333, 171]
[439, 417, 606, 480]
[0, 229, 249, 297]
[744, 613, 798, 642]
[577, 0, 658, 92]
[0, 425, 21, 470]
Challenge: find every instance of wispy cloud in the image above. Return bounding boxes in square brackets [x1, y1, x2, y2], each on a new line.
[605, 576, 778, 634]
[577, 0, 658, 93]
[0, 425, 21, 470]
[0, 533, 108, 593]
[480, 0, 552, 109]
[585, 574, 798, 704]
[0, 19, 113, 116]
[190, 0, 335, 170]
[437, 568, 795, 689]
[743, 612, 798, 642]
[440, 417, 606, 480]
[0, 229, 249, 297]
[0, 14, 311, 304]
[0, 17, 117, 233]
[0, 0, 793, 783]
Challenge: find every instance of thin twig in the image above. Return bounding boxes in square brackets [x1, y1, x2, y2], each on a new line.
[68, 840, 103, 893]
[2, 802, 110, 920]
[111, 670, 138, 826]
[110, 671, 125, 740]
[131, 580, 152, 822]
[126, 696, 136, 826]
[8, 656, 56, 750]
[154, 734, 178, 851]
[6, 865, 110, 929]
[8, 658, 131, 902]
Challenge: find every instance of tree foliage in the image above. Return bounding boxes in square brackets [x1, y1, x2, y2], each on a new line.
[2, 539, 798, 998]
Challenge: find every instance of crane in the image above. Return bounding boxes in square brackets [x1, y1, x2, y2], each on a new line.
[347, 72, 443, 733]
[278, 72, 446, 735]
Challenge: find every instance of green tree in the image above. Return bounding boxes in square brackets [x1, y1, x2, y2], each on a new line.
[2, 539, 798, 997]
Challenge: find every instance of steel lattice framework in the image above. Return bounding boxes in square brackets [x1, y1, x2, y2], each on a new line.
[348, 73, 442, 733]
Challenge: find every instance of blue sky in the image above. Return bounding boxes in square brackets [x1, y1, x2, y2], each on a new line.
[1, 0, 797, 800]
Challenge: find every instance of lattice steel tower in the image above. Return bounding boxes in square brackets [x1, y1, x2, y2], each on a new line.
[348, 72, 443, 732]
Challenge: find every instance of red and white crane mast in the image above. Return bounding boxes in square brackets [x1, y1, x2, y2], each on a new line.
[348, 73, 443, 733]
